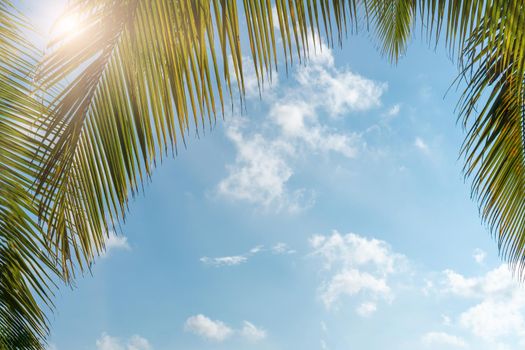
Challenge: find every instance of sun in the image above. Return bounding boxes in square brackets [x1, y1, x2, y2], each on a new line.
[51, 12, 81, 40]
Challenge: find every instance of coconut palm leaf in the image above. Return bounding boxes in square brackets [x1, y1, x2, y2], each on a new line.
[32, 0, 525, 280]
[367, 0, 525, 273]
[0, 2, 58, 349]
[34, 0, 369, 280]
[457, 1, 525, 275]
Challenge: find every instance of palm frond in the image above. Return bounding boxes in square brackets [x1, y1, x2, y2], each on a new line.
[35, 0, 365, 279]
[365, 0, 525, 275]
[0, 2, 58, 349]
[34, 0, 525, 279]
[457, 1, 525, 276]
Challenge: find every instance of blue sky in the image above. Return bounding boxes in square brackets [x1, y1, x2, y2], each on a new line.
[24, 2, 525, 350]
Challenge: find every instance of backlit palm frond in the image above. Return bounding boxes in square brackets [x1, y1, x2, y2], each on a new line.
[368, 0, 415, 63]
[35, 0, 363, 280]
[458, 1, 525, 275]
[0, 2, 58, 349]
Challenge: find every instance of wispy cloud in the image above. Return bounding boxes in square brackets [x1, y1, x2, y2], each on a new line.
[199, 255, 247, 267]
[101, 231, 131, 258]
[473, 249, 486, 265]
[356, 302, 377, 317]
[271, 242, 296, 255]
[200, 243, 294, 267]
[240, 321, 267, 342]
[422, 332, 467, 348]
[414, 137, 429, 153]
[96, 333, 151, 350]
[384, 104, 401, 117]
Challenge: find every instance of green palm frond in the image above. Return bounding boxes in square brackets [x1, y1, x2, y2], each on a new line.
[0, 2, 58, 349]
[32, 0, 525, 280]
[362, 0, 525, 273]
[34, 0, 366, 280]
[457, 1, 525, 275]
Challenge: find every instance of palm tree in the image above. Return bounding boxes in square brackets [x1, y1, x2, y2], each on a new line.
[1, 0, 525, 348]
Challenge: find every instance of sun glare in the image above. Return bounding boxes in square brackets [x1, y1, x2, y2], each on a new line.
[51, 13, 81, 39]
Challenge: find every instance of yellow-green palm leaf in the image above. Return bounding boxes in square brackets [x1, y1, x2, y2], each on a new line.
[0, 2, 58, 349]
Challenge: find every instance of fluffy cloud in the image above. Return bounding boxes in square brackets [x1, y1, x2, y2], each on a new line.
[270, 101, 359, 158]
[96, 333, 151, 350]
[184, 315, 233, 342]
[422, 332, 467, 348]
[295, 59, 386, 116]
[441, 265, 516, 298]
[184, 315, 266, 343]
[101, 231, 131, 257]
[217, 36, 386, 212]
[217, 123, 310, 213]
[439, 264, 525, 344]
[310, 231, 406, 310]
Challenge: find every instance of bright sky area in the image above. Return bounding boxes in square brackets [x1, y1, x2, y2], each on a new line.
[22, 1, 525, 350]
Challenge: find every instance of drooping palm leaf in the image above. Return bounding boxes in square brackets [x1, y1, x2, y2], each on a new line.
[33, 0, 525, 280]
[371, 0, 525, 273]
[457, 1, 525, 275]
[34, 0, 369, 280]
[0, 2, 58, 349]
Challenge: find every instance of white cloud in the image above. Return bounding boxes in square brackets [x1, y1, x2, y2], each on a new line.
[102, 231, 131, 257]
[356, 302, 377, 317]
[184, 315, 267, 343]
[184, 315, 233, 342]
[96, 333, 151, 350]
[473, 249, 486, 264]
[384, 104, 401, 117]
[200, 255, 247, 267]
[422, 279, 434, 296]
[270, 101, 359, 158]
[414, 137, 429, 153]
[296, 61, 386, 116]
[250, 245, 264, 254]
[230, 55, 279, 97]
[440, 265, 515, 299]
[320, 269, 390, 307]
[439, 264, 525, 344]
[442, 314, 452, 326]
[201, 244, 295, 266]
[459, 296, 525, 341]
[218, 35, 386, 212]
[422, 332, 467, 348]
[240, 321, 267, 342]
[217, 122, 312, 213]
[310, 231, 406, 309]
[127, 336, 152, 350]
[272, 242, 296, 254]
